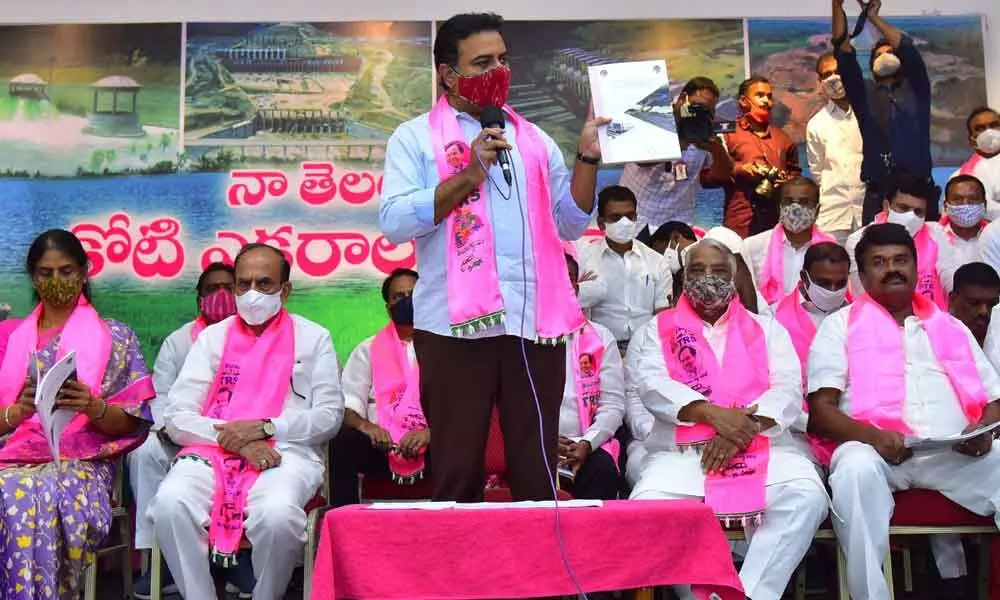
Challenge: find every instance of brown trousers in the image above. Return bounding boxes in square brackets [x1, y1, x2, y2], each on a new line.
[413, 330, 566, 502]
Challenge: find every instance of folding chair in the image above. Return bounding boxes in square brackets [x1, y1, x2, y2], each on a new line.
[83, 460, 133, 600]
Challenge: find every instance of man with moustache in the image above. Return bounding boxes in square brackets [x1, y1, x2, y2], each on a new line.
[706, 76, 800, 238]
[808, 223, 1000, 600]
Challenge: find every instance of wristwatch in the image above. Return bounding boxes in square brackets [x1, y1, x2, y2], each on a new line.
[576, 152, 601, 166]
[262, 419, 276, 439]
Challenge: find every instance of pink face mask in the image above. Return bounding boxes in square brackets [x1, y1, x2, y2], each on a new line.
[452, 64, 511, 109]
[199, 288, 237, 324]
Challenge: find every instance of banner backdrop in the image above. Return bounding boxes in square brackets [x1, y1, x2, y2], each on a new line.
[0, 17, 986, 364]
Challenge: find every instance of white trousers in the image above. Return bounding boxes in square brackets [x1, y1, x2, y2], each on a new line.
[930, 534, 967, 579]
[149, 452, 323, 600]
[829, 440, 1000, 600]
[128, 434, 177, 549]
[633, 478, 828, 600]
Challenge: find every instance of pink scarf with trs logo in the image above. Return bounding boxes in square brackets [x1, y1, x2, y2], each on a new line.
[847, 293, 988, 434]
[429, 95, 584, 343]
[371, 322, 428, 483]
[571, 322, 620, 466]
[176, 310, 295, 567]
[657, 296, 771, 524]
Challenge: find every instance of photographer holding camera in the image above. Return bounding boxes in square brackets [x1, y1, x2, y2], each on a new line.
[619, 77, 733, 236]
[706, 76, 801, 238]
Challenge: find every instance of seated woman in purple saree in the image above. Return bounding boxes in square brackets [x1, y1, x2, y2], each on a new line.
[0, 230, 154, 600]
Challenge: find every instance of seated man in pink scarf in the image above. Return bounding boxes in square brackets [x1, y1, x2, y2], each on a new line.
[334, 268, 430, 505]
[130, 262, 237, 600]
[559, 251, 624, 500]
[150, 243, 345, 600]
[744, 177, 837, 307]
[0, 229, 155, 600]
[845, 168, 958, 307]
[626, 238, 828, 600]
[808, 223, 1000, 600]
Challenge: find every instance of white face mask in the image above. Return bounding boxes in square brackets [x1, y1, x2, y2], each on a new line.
[236, 288, 283, 326]
[886, 207, 925, 237]
[663, 243, 682, 274]
[804, 274, 848, 314]
[946, 203, 986, 228]
[821, 74, 846, 100]
[976, 128, 1000, 155]
[872, 52, 901, 78]
[604, 217, 637, 244]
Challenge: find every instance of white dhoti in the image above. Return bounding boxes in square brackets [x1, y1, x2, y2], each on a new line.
[128, 434, 177, 550]
[829, 440, 1000, 600]
[631, 447, 828, 600]
[149, 451, 323, 600]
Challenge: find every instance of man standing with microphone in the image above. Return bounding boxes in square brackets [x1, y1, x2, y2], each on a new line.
[379, 12, 608, 502]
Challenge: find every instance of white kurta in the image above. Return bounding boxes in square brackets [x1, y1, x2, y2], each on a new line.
[845, 222, 958, 299]
[152, 314, 345, 600]
[744, 229, 817, 304]
[340, 333, 417, 426]
[578, 238, 672, 342]
[129, 320, 195, 549]
[625, 308, 822, 497]
[559, 321, 625, 448]
[939, 222, 983, 267]
[625, 308, 827, 600]
[807, 303, 1000, 600]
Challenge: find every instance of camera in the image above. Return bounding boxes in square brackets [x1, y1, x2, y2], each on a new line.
[677, 102, 714, 143]
[754, 166, 786, 199]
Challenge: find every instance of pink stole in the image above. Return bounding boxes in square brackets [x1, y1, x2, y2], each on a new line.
[0, 297, 112, 460]
[657, 296, 771, 524]
[959, 153, 983, 176]
[759, 225, 834, 305]
[177, 310, 295, 566]
[371, 323, 428, 484]
[570, 322, 621, 466]
[847, 293, 988, 434]
[873, 213, 945, 309]
[190, 315, 208, 342]
[773, 291, 840, 465]
[428, 95, 584, 343]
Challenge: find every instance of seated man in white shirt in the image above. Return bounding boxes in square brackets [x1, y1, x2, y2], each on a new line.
[940, 175, 989, 266]
[745, 177, 836, 306]
[130, 262, 236, 600]
[806, 51, 865, 244]
[150, 244, 345, 600]
[627, 238, 828, 600]
[807, 223, 1000, 600]
[578, 185, 672, 353]
[846, 168, 956, 307]
[951, 106, 1000, 216]
[333, 268, 430, 505]
[559, 251, 625, 500]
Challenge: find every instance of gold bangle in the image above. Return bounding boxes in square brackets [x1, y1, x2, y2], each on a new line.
[2, 406, 10, 428]
[94, 399, 109, 421]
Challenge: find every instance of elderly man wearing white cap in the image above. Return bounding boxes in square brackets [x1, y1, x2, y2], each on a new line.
[625, 236, 827, 600]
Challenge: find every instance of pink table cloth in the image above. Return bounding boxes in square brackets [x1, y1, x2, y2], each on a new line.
[309, 500, 744, 599]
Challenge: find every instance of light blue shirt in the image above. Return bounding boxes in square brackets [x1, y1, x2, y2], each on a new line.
[379, 104, 594, 340]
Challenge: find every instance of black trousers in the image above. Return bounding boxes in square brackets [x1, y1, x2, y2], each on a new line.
[562, 447, 619, 500]
[330, 425, 433, 506]
[413, 330, 566, 502]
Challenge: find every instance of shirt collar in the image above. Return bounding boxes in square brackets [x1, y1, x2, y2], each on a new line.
[737, 117, 772, 138]
[601, 238, 643, 257]
[826, 101, 853, 118]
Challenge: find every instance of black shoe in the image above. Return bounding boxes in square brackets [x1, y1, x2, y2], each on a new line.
[132, 560, 178, 600]
[939, 576, 970, 600]
[224, 549, 256, 599]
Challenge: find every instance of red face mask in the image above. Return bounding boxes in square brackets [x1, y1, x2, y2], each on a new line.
[742, 98, 772, 127]
[199, 288, 237, 324]
[452, 64, 511, 109]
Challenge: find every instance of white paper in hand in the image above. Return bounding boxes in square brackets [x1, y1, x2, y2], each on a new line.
[587, 60, 683, 165]
[904, 420, 1000, 450]
[34, 351, 79, 467]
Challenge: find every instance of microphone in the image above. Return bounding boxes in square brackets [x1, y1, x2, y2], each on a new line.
[479, 104, 513, 187]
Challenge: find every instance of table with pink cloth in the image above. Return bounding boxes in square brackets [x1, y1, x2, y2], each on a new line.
[308, 499, 744, 599]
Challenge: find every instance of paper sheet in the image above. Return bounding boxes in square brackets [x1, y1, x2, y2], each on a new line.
[34, 351, 78, 466]
[904, 420, 1000, 450]
[364, 500, 604, 510]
